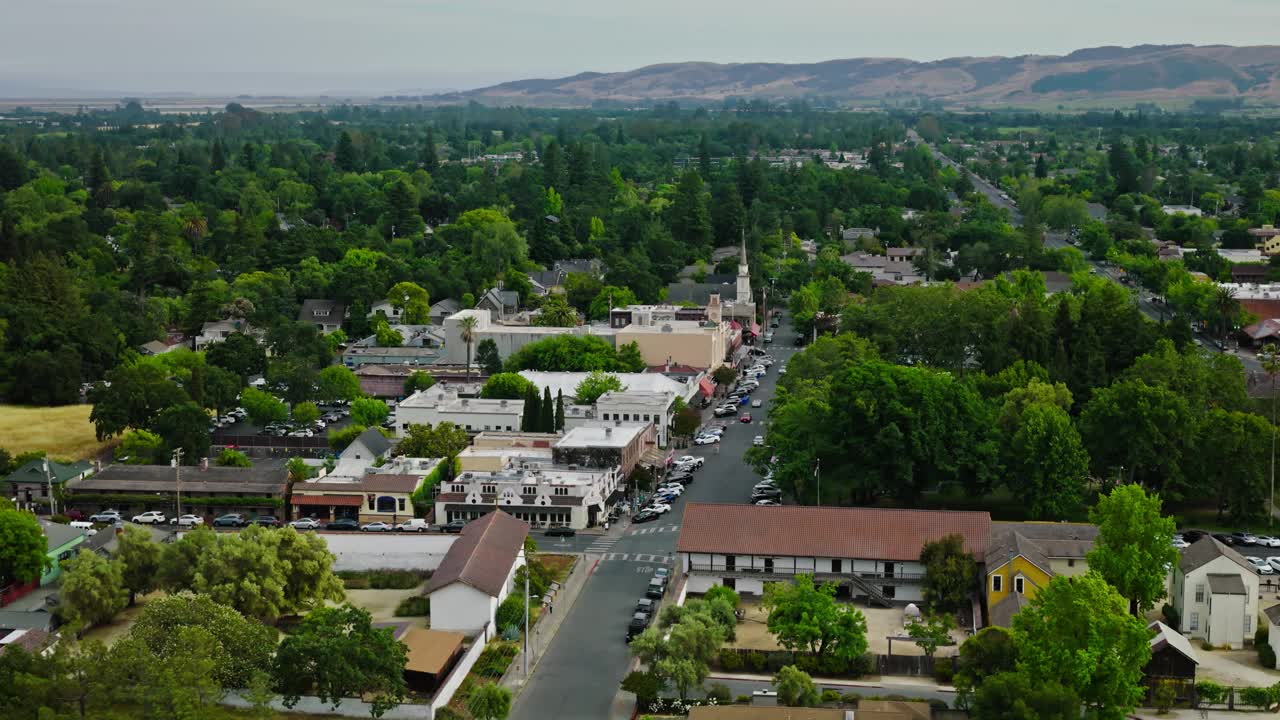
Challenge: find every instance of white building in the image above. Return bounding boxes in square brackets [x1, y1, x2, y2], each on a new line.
[396, 387, 523, 436]
[434, 461, 624, 530]
[518, 371, 694, 403]
[1265, 605, 1280, 668]
[423, 511, 528, 635]
[596, 390, 677, 447]
[1162, 204, 1204, 217]
[441, 309, 617, 365]
[676, 503, 991, 603]
[194, 319, 251, 350]
[1171, 537, 1260, 649]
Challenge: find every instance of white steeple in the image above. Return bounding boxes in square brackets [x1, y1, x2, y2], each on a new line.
[736, 232, 751, 303]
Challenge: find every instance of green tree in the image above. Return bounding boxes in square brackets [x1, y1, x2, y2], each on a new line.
[116, 526, 162, 605]
[291, 401, 321, 427]
[763, 574, 868, 661]
[403, 371, 436, 395]
[240, 386, 289, 426]
[270, 526, 346, 614]
[373, 318, 403, 347]
[114, 626, 226, 719]
[620, 670, 665, 708]
[0, 508, 51, 586]
[540, 387, 555, 432]
[397, 422, 470, 459]
[59, 551, 128, 631]
[1003, 401, 1089, 519]
[127, 592, 276, 689]
[480, 372, 535, 400]
[954, 627, 1018, 709]
[972, 671, 1080, 720]
[317, 365, 362, 403]
[157, 526, 217, 590]
[1079, 379, 1193, 497]
[216, 448, 252, 467]
[115, 429, 165, 464]
[588, 286, 638, 320]
[475, 338, 503, 375]
[205, 332, 267, 381]
[466, 682, 513, 720]
[191, 526, 286, 623]
[201, 365, 242, 417]
[920, 534, 977, 613]
[616, 341, 645, 372]
[351, 397, 390, 427]
[573, 370, 625, 404]
[459, 314, 479, 382]
[334, 131, 359, 172]
[274, 604, 407, 717]
[534, 293, 578, 327]
[1086, 484, 1178, 615]
[555, 390, 565, 431]
[521, 385, 541, 432]
[774, 665, 819, 707]
[287, 456, 314, 483]
[907, 613, 954, 657]
[387, 281, 431, 324]
[670, 170, 713, 256]
[504, 334, 630, 372]
[1012, 572, 1151, 720]
[154, 401, 211, 464]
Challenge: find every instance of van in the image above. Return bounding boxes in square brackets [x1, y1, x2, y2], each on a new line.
[69, 521, 97, 536]
[645, 578, 666, 599]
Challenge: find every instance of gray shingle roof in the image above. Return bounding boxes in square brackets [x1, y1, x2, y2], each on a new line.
[70, 462, 287, 495]
[1208, 573, 1248, 595]
[1265, 604, 1280, 626]
[1180, 536, 1254, 575]
[424, 511, 528, 597]
[40, 521, 86, 551]
[298, 299, 345, 324]
[348, 427, 392, 459]
[1148, 620, 1199, 664]
[986, 522, 1098, 571]
[988, 592, 1028, 628]
[666, 282, 733, 305]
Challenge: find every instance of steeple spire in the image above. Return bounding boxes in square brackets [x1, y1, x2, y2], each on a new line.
[740, 230, 748, 266]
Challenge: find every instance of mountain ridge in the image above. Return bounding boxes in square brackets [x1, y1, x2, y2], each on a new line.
[439, 44, 1280, 107]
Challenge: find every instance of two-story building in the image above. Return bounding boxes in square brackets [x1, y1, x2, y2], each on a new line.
[677, 503, 991, 603]
[5, 459, 93, 512]
[553, 423, 654, 479]
[596, 391, 676, 447]
[396, 389, 523, 436]
[298, 299, 346, 334]
[1172, 537, 1260, 649]
[984, 522, 1098, 627]
[434, 462, 623, 530]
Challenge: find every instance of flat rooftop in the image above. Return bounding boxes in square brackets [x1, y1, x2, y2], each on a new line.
[556, 423, 649, 449]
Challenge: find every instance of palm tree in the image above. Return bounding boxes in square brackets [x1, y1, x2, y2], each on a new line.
[1213, 286, 1239, 341]
[459, 314, 479, 382]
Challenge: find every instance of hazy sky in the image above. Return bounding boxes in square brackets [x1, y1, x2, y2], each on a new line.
[3, 0, 1279, 95]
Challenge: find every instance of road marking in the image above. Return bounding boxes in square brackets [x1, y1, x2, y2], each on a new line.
[627, 524, 680, 536]
[586, 536, 620, 553]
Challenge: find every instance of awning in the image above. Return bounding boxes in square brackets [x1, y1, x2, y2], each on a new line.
[750, 321, 761, 335]
[698, 377, 716, 396]
[291, 495, 363, 507]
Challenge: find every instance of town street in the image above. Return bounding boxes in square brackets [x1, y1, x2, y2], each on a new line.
[510, 327, 799, 720]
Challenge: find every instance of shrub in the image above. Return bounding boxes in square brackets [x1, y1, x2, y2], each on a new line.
[501, 623, 521, 641]
[746, 651, 767, 672]
[434, 708, 464, 720]
[849, 652, 875, 677]
[49, 514, 70, 524]
[932, 656, 954, 683]
[928, 699, 949, 711]
[1260, 636, 1277, 670]
[474, 641, 518, 679]
[336, 571, 370, 589]
[719, 649, 744, 671]
[1152, 681, 1177, 714]
[1239, 686, 1273, 710]
[707, 683, 733, 704]
[621, 670, 664, 705]
[1200, 640, 1215, 651]
[495, 594, 526, 630]
[766, 651, 792, 672]
[1195, 681, 1228, 705]
[817, 654, 848, 676]
[841, 692, 862, 704]
[736, 695, 751, 704]
[1162, 602, 1180, 628]
[394, 596, 430, 617]
[794, 654, 820, 674]
[821, 689, 841, 703]
[367, 569, 427, 589]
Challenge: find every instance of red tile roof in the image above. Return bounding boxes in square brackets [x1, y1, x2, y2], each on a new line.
[425, 510, 529, 597]
[676, 503, 991, 562]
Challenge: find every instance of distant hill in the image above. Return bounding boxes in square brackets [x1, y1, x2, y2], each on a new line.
[440, 44, 1280, 108]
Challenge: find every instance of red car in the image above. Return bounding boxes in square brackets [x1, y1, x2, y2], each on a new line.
[739, 413, 752, 423]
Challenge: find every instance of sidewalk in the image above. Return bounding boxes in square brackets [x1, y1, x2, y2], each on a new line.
[501, 552, 592, 694]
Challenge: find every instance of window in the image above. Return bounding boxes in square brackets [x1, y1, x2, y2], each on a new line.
[554, 487, 569, 496]
[398, 498, 405, 511]
[992, 575, 1003, 593]
[482, 485, 496, 494]
[831, 559, 842, 573]
[1190, 612, 1199, 631]
[624, 413, 631, 421]
[602, 413, 610, 420]
[1014, 576, 1025, 594]
[1195, 584, 1205, 603]
[1246, 615, 1252, 634]
[375, 496, 397, 513]
[643, 414, 651, 421]
[764, 558, 774, 572]
[1067, 559, 1075, 567]
[452, 484, 465, 493]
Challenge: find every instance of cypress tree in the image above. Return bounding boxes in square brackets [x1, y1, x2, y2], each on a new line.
[335, 131, 359, 172]
[555, 390, 565, 431]
[210, 138, 226, 172]
[423, 127, 439, 171]
[541, 387, 554, 432]
[522, 386, 540, 432]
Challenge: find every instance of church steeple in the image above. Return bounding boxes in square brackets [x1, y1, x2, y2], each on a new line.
[736, 231, 751, 303]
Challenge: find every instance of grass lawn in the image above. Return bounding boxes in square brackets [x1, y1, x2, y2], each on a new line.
[0, 404, 111, 460]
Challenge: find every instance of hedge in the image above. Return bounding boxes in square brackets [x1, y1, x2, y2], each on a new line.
[65, 493, 284, 508]
[410, 457, 459, 518]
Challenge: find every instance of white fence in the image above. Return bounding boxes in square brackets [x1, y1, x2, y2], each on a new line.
[428, 624, 493, 717]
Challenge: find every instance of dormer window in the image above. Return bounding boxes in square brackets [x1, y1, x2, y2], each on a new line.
[314, 309, 330, 317]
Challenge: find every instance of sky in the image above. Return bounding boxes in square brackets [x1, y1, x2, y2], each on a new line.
[3, 0, 1279, 96]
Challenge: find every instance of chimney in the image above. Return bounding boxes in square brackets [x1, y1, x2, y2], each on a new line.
[500, 399, 507, 407]
[200, 457, 209, 471]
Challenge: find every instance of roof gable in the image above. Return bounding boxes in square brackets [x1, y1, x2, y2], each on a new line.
[5, 459, 92, 485]
[425, 511, 528, 597]
[1148, 620, 1199, 664]
[1181, 536, 1254, 575]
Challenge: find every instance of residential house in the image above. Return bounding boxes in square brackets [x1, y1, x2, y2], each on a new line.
[1171, 537, 1260, 649]
[423, 511, 528, 634]
[5, 459, 92, 511]
[326, 427, 394, 481]
[677, 503, 991, 602]
[138, 340, 180, 356]
[476, 287, 520, 322]
[1145, 620, 1199, 685]
[842, 227, 877, 243]
[985, 522, 1098, 627]
[64, 460, 289, 520]
[40, 521, 87, 586]
[291, 470, 433, 523]
[553, 258, 606, 278]
[1264, 604, 1280, 669]
[194, 319, 252, 350]
[1252, 225, 1280, 256]
[434, 461, 623, 530]
[367, 300, 404, 323]
[0, 610, 57, 655]
[298, 299, 346, 334]
[1086, 202, 1108, 222]
[1162, 205, 1203, 217]
[429, 298, 462, 325]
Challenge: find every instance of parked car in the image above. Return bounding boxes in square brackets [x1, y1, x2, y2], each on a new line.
[441, 519, 467, 533]
[169, 514, 204, 527]
[395, 518, 431, 533]
[739, 413, 752, 423]
[627, 611, 651, 641]
[646, 503, 672, 514]
[1232, 532, 1258, 546]
[212, 513, 248, 527]
[290, 518, 322, 530]
[1181, 529, 1207, 543]
[1171, 537, 1190, 549]
[89, 510, 122, 523]
[694, 435, 720, 445]
[654, 567, 670, 582]
[1246, 556, 1274, 574]
[1213, 533, 1235, 545]
[656, 484, 684, 496]
[755, 499, 782, 506]
[361, 521, 394, 532]
[713, 406, 738, 417]
[325, 518, 362, 532]
[545, 525, 576, 538]
[633, 509, 660, 523]
[636, 598, 656, 618]
[645, 577, 666, 599]
[1257, 535, 1280, 548]
[254, 516, 281, 528]
[751, 399, 763, 408]
[131, 511, 167, 524]
[753, 435, 764, 446]
[1267, 557, 1280, 573]
[675, 456, 704, 469]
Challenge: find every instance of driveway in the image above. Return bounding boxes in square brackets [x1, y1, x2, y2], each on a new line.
[509, 326, 800, 720]
[1195, 647, 1280, 686]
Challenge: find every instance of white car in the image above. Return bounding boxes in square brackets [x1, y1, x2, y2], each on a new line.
[169, 514, 204, 527]
[1246, 556, 1274, 575]
[751, 399, 762, 408]
[1171, 537, 1190, 549]
[290, 518, 322, 530]
[755, 499, 781, 506]
[1267, 557, 1280, 573]
[753, 435, 764, 446]
[694, 435, 721, 445]
[675, 456, 704, 469]
[656, 484, 684, 496]
[779, 366, 787, 374]
[646, 503, 672, 514]
[132, 511, 167, 524]
[1257, 536, 1280, 548]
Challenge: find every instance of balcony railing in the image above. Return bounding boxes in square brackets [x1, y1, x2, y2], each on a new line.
[686, 561, 924, 581]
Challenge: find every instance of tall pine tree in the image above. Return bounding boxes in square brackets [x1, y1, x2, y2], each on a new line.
[541, 387, 554, 432]
[555, 390, 565, 431]
[423, 127, 439, 171]
[210, 138, 226, 172]
[335, 131, 359, 172]
[521, 386, 541, 432]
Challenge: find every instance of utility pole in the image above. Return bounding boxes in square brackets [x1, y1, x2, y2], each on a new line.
[171, 448, 184, 518]
[523, 554, 531, 678]
[814, 457, 821, 506]
[43, 458, 56, 516]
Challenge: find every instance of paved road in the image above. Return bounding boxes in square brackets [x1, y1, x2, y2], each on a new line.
[708, 676, 956, 706]
[510, 327, 802, 720]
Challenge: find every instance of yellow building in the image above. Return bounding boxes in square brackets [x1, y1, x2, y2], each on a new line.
[291, 472, 431, 524]
[985, 522, 1098, 626]
[615, 320, 731, 371]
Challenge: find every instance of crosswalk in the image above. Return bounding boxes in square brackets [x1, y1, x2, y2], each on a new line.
[599, 552, 670, 564]
[585, 534, 621, 554]
[628, 524, 680, 536]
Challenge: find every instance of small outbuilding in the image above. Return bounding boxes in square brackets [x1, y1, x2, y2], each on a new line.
[423, 510, 528, 635]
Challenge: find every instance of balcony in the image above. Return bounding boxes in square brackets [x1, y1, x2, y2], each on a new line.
[686, 561, 924, 584]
